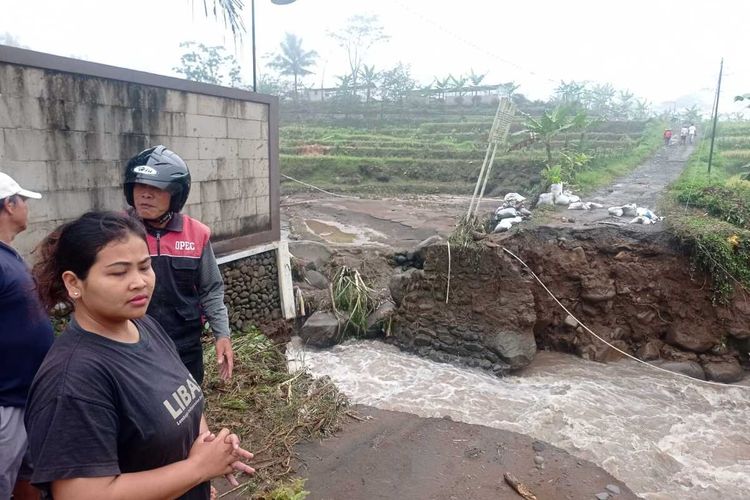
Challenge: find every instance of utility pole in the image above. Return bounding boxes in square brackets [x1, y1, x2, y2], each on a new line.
[707, 58, 724, 175]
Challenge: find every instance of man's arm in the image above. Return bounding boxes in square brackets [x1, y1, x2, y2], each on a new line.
[197, 242, 231, 339]
[198, 242, 233, 380]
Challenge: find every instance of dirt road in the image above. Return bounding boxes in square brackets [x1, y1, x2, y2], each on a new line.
[282, 143, 693, 247]
[567, 143, 694, 227]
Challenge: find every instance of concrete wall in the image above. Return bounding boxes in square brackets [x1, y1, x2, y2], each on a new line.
[0, 45, 280, 257]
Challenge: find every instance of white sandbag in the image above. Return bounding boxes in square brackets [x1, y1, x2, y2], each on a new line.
[621, 203, 638, 216]
[550, 183, 564, 198]
[589, 202, 604, 209]
[538, 193, 554, 206]
[507, 216, 523, 225]
[608, 207, 624, 217]
[504, 192, 526, 204]
[629, 216, 655, 225]
[568, 194, 581, 203]
[555, 194, 571, 205]
[495, 207, 518, 219]
[492, 222, 509, 233]
[636, 207, 658, 220]
[519, 208, 532, 216]
[568, 202, 587, 210]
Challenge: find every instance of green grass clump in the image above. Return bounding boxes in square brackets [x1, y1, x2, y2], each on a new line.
[331, 266, 376, 338]
[665, 120, 750, 302]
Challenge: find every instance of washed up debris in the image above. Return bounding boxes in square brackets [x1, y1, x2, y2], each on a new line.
[607, 203, 663, 223]
[569, 201, 604, 210]
[537, 193, 554, 206]
[504, 472, 538, 500]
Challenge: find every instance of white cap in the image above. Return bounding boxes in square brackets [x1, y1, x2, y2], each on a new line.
[0, 172, 42, 200]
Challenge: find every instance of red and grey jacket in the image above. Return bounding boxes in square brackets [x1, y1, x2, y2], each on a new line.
[142, 213, 230, 362]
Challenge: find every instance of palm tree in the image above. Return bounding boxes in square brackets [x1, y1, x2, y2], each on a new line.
[499, 81, 520, 98]
[433, 76, 451, 102]
[202, 0, 245, 38]
[517, 105, 589, 166]
[359, 64, 379, 103]
[268, 33, 318, 103]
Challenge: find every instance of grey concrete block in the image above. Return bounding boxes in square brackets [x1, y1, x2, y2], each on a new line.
[227, 118, 261, 140]
[255, 195, 270, 215]
[189, 159, 219, 182]
[183, 203, 203, 222]
[149, 136, 200, 161]
[186, 114, 227, 138]
[198, 138, 239, 160]
[238, 139, 268, 160]
[197, 95, 231, 117]
[0, 160, 50, 192]
[46, 160, 121, 191]
[215, 157, 241, 179]
[185, 183, 201, 205]
[163, 90, 198, 114]
[0, 96, 45, 129]
[240, 101, 267, 121]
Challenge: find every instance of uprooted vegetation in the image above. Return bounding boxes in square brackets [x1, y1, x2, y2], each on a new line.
[202, 328, 347, 498]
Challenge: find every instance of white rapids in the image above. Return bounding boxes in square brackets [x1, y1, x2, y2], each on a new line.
[287, 338, 750, 500]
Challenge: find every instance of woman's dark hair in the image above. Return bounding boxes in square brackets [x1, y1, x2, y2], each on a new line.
[33, 211, 147, 310]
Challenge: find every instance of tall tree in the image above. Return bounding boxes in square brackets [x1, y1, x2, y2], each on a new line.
[468, 69, 486, 87]
[329, 15, 389, 95]
[268, 33, 318, 102]
[379, 63, 416, 104]
[173, 41, 242, 86]
[359, 64, 379, 103]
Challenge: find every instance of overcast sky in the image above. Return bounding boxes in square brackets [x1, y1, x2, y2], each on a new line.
[1, 0, 747, 113]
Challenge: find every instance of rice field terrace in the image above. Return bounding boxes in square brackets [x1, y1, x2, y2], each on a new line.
[666, 120, 750, 301]
[279, 106, 660, 197]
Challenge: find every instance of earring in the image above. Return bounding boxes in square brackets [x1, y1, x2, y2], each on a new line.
[72, 292, 79, 297]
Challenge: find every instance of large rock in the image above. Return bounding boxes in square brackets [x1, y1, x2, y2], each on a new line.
[304, 269, 329, 290]
[636, 340, 662, 361]
[366, 300, 396, 337]
[663, 326, 715, 353]
[488, 330, 537, 369]
[289, 240, 333, 271]
[703, 360, 744, 384]
[595, 340, 631, 363]
[415, 235, 443, 255]
[299, 311, 341, 348]
[658, 361, 706, 380]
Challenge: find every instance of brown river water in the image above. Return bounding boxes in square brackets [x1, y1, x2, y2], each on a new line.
[287, 339, 750, 500]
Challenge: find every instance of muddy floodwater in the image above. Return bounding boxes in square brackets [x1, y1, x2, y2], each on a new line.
[287, 339, 750, 500]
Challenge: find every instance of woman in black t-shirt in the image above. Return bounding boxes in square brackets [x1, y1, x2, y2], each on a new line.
[26, 212, 254, 500]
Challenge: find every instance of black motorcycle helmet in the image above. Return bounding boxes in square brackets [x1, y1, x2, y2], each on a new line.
[123, 146, 191, 213]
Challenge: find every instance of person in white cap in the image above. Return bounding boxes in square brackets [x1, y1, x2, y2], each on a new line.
[0, 172, 53, 500]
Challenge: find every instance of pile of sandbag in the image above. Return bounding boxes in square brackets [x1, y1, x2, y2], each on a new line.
[537, 182, 586, 207]
[493, 193, 531, 232]
[607, 203, 663, 224]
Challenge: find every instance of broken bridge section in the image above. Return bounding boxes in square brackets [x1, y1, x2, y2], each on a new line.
[388, 225, 749, 383]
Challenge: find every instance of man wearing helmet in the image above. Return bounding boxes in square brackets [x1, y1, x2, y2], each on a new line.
[123, 146, 233, 384]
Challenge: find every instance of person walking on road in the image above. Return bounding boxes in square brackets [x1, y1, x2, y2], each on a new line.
[123, 146, 233, 385]
[688, 123, 697, 144]
[0, 172, 53, 500]
[663, 128, 673, 146]
[680, 125, 688, 145]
